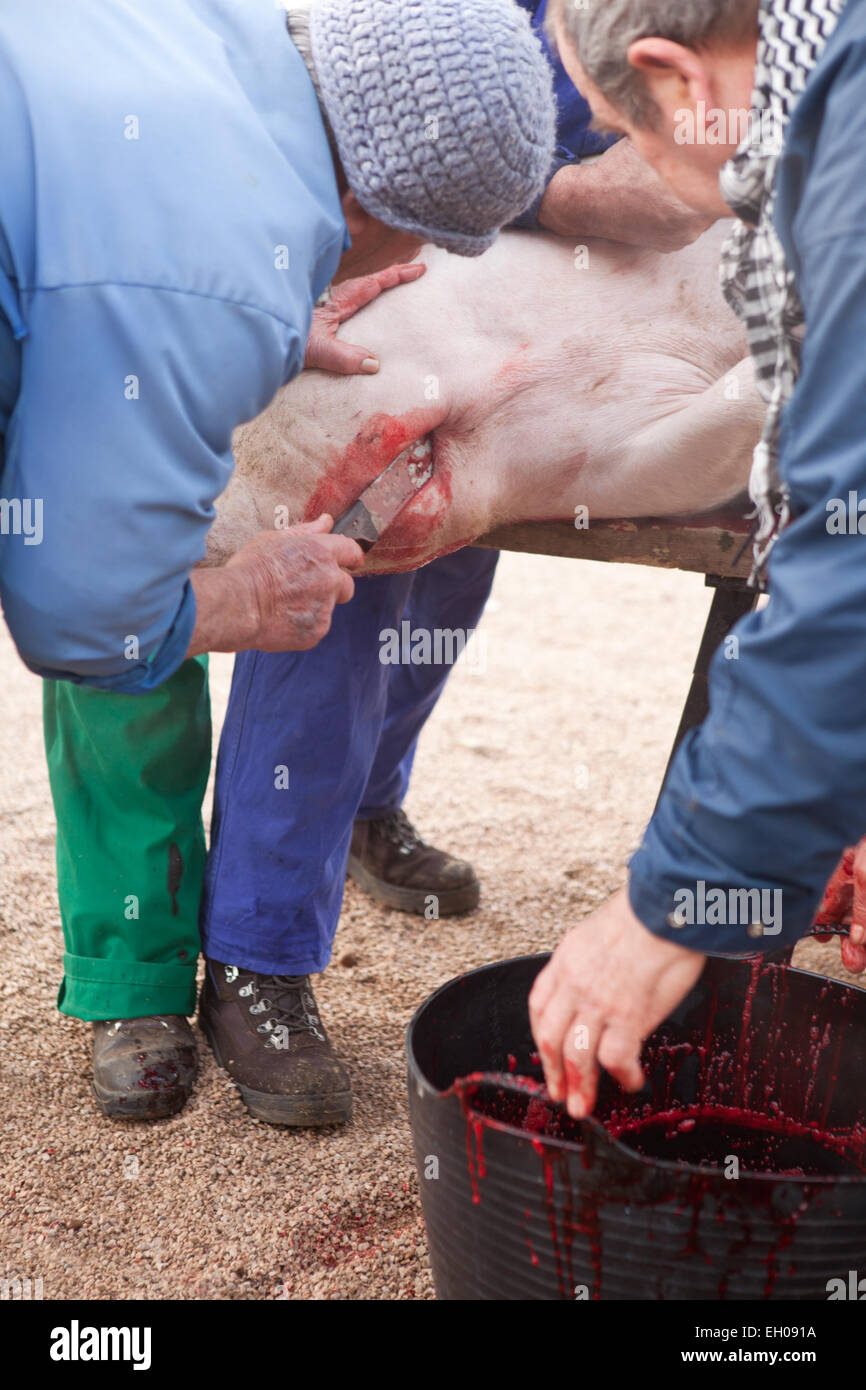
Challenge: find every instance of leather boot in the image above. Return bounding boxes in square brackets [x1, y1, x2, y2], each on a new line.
[348, 809, 480, 916]
[92, 1015, 197, 1119]
[199, 960, 352, 1127]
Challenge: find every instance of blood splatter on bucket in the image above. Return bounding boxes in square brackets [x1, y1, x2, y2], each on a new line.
[406, 955, 866, 1300]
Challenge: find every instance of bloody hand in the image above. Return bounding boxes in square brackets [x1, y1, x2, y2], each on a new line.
[813, 838, 866, 973]
[528, 889, 705, 1118]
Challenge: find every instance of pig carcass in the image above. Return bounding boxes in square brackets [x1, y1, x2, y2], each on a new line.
[209, 222, 764, 574]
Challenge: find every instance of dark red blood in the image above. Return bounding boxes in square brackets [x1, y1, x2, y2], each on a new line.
[303, 410, 437, 522]
[370, 466, 455, 566]
[524, 1097, 555, 1134]
[301, 408, 455, 567]
[606, 1104, 866, 1178]
[445, 957, 866, 1300]
[137, 1064, 179, 1091]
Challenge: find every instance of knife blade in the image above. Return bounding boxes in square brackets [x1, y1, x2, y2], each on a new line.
[332, 437, 434, 552]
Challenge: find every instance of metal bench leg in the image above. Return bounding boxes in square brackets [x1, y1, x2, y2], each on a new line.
[655, 574, 758, 814]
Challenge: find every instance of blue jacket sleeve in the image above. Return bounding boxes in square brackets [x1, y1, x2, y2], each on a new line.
[629, 48, 866, 953]
[0, 282, 300, 693]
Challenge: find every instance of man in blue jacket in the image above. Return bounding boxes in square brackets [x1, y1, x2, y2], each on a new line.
[531, 0, 865, 1120]
[0, 0, 561, 1117]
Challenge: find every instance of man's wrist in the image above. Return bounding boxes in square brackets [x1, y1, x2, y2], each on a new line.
[512, 156, 580, 232]
[536, 161, 605, 239]
[187, 565, 259, 657]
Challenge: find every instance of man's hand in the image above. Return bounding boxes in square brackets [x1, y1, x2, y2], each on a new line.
[537, 140, 714, 252]
[529, 888, 706, 1118]
[304, 262, 426, 375]
[814, 839, 866, 973]
[188, 516, 364, 657]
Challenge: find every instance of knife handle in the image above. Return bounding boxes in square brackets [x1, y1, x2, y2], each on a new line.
[332, 498, 378, 553]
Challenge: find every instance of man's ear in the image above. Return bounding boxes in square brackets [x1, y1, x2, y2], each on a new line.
[627, 37, 714, 114]
[340, 189, 372, 238]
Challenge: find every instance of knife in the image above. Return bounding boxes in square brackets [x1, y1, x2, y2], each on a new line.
[332, 437, 434, 552]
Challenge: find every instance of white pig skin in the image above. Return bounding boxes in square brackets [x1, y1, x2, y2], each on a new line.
[209, 223, 763, 574]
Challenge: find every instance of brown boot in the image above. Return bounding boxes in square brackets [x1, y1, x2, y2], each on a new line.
[348, 810, 480, 916]
[92, 1015, 197, 1120]
[198, 961, 352, 1127]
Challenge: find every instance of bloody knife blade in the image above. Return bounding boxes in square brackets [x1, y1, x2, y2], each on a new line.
[332, 437, 433, 552]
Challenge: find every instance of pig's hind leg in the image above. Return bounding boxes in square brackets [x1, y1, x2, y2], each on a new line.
[605, 357, 764, 518]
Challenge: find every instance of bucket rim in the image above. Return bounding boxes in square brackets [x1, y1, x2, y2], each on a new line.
[405, 952, 866, 1187]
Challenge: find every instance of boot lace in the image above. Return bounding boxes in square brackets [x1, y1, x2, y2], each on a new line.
[379, 809, 423, 853]
[226, 967, 325, 1048]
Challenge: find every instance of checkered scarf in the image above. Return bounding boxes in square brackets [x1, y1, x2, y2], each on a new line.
[719, 0, 845, 587]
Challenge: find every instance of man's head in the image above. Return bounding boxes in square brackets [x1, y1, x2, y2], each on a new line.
[287, 0, 557, 281]
[550, 0, 761, 217]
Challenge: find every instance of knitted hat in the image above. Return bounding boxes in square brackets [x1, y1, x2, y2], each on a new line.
[309, 0, 557, 257]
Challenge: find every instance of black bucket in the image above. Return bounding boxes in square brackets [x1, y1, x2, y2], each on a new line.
[406, 954, 866, 1300]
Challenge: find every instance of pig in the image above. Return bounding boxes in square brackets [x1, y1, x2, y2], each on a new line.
[208, 221, 764, 574]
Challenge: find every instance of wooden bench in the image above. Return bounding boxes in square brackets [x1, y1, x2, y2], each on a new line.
[473, 507, 757, 797]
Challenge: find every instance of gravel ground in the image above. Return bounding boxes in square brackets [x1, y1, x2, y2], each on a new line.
[0, 551, 850, 1301]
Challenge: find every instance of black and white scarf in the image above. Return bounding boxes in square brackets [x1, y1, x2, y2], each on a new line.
[719, 0, 845, 587]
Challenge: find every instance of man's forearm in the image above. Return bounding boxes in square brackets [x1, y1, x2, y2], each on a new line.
[536, 143, 713, 249]
[536, 160, 631, 240]
[187, 567, 258, 658]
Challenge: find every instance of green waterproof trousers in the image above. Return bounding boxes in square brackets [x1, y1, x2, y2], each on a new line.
[42, 657, 211, 1021]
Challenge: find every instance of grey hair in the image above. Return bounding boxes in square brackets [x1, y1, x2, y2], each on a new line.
[550, 0, 760, 125]
[283, 2, 338, 155]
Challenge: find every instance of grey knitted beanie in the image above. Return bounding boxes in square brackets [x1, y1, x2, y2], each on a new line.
[308, 0, 557, 257]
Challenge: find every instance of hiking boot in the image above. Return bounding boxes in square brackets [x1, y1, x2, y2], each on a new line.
[92, 1015, 197, 1120]
[347, 809, 480, 916]
[199, 960, 352, 1127]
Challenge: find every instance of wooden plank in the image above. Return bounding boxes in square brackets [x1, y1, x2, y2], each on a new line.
[472, 511, 753, 578]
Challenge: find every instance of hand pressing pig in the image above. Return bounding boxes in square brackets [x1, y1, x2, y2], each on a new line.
[813, 838, 866, 973]
[303, 262, 426, 376]
[189, 262, 424, 657]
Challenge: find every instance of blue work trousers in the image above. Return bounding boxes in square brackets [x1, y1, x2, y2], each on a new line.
[201, 548, 498, 973]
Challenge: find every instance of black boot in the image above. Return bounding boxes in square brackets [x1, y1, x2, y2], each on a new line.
[92, 1015, 197, 1120]
[348, 809, 480, 915]
[199, 960, 352, 1127]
